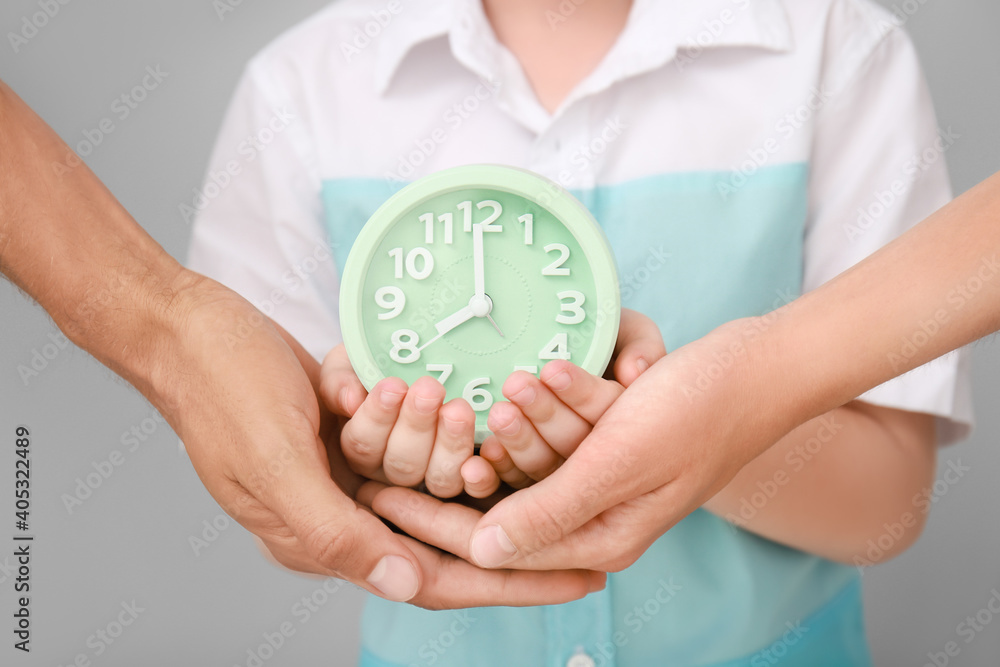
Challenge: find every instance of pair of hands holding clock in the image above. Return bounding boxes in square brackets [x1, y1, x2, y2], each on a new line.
[314, 308, 669, 605]
[309, 168, 778, 607]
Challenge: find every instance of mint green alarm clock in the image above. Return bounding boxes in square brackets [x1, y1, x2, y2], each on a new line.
[340, 165, 620, 442]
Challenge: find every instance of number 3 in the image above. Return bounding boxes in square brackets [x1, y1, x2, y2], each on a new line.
[555, 290, 585, 324]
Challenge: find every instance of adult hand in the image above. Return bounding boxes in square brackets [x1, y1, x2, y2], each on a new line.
[0, 79, 600, 609]
[153, 276, 605, 607]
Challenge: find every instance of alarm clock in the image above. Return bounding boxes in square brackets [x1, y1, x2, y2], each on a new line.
[340, 165, 620, 442]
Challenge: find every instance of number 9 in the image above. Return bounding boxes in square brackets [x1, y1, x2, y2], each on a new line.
[375, 286, 405, 320]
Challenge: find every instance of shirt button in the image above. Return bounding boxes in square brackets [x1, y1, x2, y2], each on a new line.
[566, 651, 596, 667]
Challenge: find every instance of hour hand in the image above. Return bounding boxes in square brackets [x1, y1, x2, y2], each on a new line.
[434, 304, 475, 336]
[419, 304, 475, 352]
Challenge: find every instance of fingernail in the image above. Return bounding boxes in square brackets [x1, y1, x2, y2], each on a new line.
[546, 370, 571, 391]
[443, 415, 465, 436]
[367, 555, 419, 602]
[380, 389, 405, 409]
[508, 385, 535, 406]
[414, 394, 439, 414]
[340, 386, 361, 414]
[588, 571, 607, 593]
[463, 465, 486, 485]
[470, 525, 517, 568]
[489, 414, 520, 437]
[636, 357, 650, 373]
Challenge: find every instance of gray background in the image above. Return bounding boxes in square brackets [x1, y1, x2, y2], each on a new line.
[0, 1, 998, 665]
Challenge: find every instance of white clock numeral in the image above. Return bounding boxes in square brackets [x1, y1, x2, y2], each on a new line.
[389, 247, 403, 279]
[389, 247, 435, 280]
[518, 213, 533, 245]
[426, 363, 454, 386]
[406, 247, 434, 280]
[538, 333, 571, 361]
[555, 290, 586, 325]
[390, 329, 421, 364]
[418, 213, 434, 244]
[458, 200, 473, 232]
[463, 377, 494, 412]
[438, 213, 454, 244]
[419, 212, 454, 245]
[374, 286, 405, 320]
[477, 200, 503, 231]
[458, 200, 503, 232]
[513, 365, 539, 375]
[542, 243, 570, 276]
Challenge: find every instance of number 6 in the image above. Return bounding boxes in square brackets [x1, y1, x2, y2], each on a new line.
[463, 377, 493, 412]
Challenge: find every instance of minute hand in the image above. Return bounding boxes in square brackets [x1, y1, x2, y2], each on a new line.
[472, 222, 485, 301]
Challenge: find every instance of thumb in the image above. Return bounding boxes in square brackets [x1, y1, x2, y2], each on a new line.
[612, 308, 666, 387]
[258, 439, 422, 602]
[467, 431, 643, 569]
[320, 344, 367, 417]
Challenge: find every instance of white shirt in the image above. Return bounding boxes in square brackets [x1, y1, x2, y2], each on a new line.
[187, 0, 971, 445]
[187, 1, 973, 664]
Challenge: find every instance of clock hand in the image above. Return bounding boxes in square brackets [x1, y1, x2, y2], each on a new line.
[472, 222, 486, 303]
[471, 293, 504, 337]
[485, 312, 504, 337]
[470, 222, 501, 336]
[418, 304, 476, 352]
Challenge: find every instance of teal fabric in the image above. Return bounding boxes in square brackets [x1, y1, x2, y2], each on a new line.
[322, 164, 872, 666]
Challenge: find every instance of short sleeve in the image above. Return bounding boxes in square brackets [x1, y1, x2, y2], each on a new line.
[186, 57, 342, 362]
[803, 4, 972, 444]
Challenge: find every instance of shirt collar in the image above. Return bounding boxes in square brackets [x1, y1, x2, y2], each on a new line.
[374, 0, 793, 110]
[373, 0, 468, 95]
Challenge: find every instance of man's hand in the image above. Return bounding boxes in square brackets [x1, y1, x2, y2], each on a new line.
[160, 277, 603, 607]
[0, 79, 601, 609]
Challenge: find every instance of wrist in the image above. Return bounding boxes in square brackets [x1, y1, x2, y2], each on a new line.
[60, 258, 202, 405]
[695, 315, 815, 450]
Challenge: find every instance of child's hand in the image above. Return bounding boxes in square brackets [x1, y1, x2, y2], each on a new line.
[330, 308, 665, 500]
[462, 363, 629, 497]
[338, 375, 478, 498]
[465, 309, 667, 497]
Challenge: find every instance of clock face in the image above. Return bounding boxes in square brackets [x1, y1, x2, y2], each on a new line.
[340, 165, 620, 442]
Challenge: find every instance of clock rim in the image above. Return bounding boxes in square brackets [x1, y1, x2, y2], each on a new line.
[339, 164, 621, 437]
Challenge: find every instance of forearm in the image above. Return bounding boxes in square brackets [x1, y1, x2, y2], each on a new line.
[760, 172, 1000, 427]
[692, 174, 1000, 559]
[0, 79, 194, 398]
[703, 402, 935, 563]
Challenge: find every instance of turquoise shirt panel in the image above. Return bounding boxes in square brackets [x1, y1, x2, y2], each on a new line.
[321, 164, 871, 667]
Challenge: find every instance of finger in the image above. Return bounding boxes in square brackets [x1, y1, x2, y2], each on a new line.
[503, 370, 591, 458]
[462, 450, 504, 496]
[487, 399, 565, 478]
[340, 377, 408, 478]
[467, 418, 659, 570]
[451, 482, 517, 513]
[383, 376, 446, 486]
[476, 477, 704, 572]
[319, 344, 367, 417]
[400, 534, 605, 609]
[363, 485, 528, 565]
[424, 398, 476, 498]
[254, 439, 424, 602]
[612, 308, 666, 387]
[366, 486, 607, 605]
[539, 361, 624, 426]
